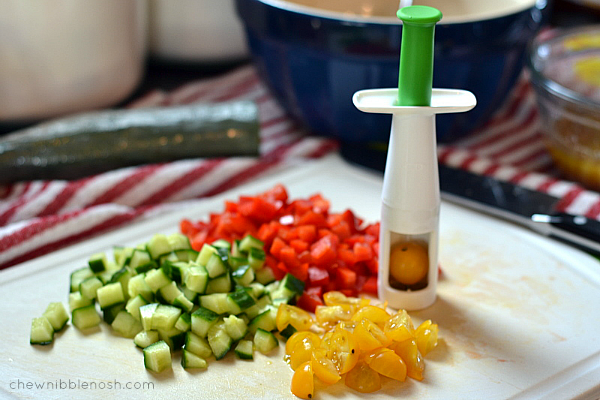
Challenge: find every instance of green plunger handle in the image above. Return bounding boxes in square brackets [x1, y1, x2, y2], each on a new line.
[396, 6, 442, 107]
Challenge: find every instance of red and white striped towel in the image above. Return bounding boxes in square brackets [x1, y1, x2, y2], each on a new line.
[0, 65, 598, 269]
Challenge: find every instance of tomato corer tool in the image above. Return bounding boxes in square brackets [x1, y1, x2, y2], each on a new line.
[353, 6, 476, 310]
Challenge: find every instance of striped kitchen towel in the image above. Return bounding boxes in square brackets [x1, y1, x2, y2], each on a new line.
[0, 65, 598, 269]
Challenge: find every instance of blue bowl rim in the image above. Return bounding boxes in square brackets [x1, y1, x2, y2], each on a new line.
[249, 0, 541, 25]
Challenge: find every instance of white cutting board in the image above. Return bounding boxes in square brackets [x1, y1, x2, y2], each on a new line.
[1, 154, 599, 400]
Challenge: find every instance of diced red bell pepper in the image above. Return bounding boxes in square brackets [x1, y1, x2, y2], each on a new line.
[296, 289, 324, 313]
[335, 267, 357, 290]
[307, 266, 330, 287]
[361, 276, 378, 296]
[310, 235, 337, 267]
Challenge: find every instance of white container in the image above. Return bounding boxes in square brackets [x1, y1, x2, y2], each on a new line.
[0, 0, 147, 122]
[148, 0, 249, 63]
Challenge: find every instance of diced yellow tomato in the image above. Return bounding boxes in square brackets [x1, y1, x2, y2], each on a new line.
[323, 291, 370, 312]
[344, 360, 381, 393]
[415, 320, 439, 356]
[311, 348, 341, 385]
[365, 347, 407, 381]
[351, 305, 390, 327]
[291, 361, 314, 399]
[315, 305, 352, 329]
[390, 338, 425, 381]
[384, 309, 415, 342]
[320, 329, 359, 374]
[287, 335, 321, 371]
[285, 331, 321, 356]
[276, 304, 314, 332]
[352, 318, 392, 351]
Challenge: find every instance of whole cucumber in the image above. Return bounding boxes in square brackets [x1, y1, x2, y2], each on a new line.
[0, 101, 260, 183]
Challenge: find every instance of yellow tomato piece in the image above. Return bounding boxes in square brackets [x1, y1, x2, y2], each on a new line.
[366, 348, 407, 382]
[285, 331, 321, 356]
[276, 304, 314, 332]
[351, 305, 390, 327]
[344, 360, 381, 393]
[311, 349, 341, 385]
[320, 329, 359, 374]
[323, 291, 370, 312]
[390, 338, 424, 381]
[291, 361, 314, 399]
[353, 318, 392, 352]
[315, 305, 352, 329]
[415, 320, 439, 357]
[384, 309, 415, 342]
[389, 241, 429, 286]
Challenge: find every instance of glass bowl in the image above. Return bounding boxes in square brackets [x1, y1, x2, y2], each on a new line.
[528, 25, 600, 191]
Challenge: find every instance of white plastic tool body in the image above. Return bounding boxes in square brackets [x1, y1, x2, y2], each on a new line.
[353, 88, 476, 310]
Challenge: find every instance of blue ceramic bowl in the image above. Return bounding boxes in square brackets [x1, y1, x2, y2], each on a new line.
[235, 0, 550, 143]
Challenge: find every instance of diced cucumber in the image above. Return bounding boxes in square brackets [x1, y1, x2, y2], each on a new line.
[72, 305, 101, 330]
[223, 315, 248, 341]
[113, 246, 134, 267]
[232, 264, 255, 287]
[145, 268, 172, 292]
[129, 249, 152, 272]
[248, 282, 265, 299]
[159, 281, 183, 304]
[152, 305, 181, 331]
[239, 235, 264, 253]
[30, 317, 54, 345]
[173, 294, 194, 313]
[207, 321, 232, 360]
[248, 307, 277, 334]
[191, 307, 219, 338]
[278, 324, 297, 340]
[234, 340, 254, 360]
[143, 341, 172, 373]
[184, 331, 213, 359]
[158, 327, 186, 350]
[227, 287, 256, 313]
[255, 266, 276, 285]
[111, 311, 143, 338]
[205, 253, 228, 279]
[147, 234, 172, 260]
[96, 282, 125, 309]
[185, 264, 208, 294]
[88, 252, 109, 273]
[231, 240, 243, 258]
[109, 267, 133, 301]
[200, 293, 230, 314]
[181, 286, 198, 303]
[140, 303, 159, 331]
[173, 249, 198, 263]
[168, 233, 192, 251]
[175, 313, 192, 332]
[254, 328, 278, 354]
[279, 273, 305, 296]
[70, 267, 94, 293]
[134, 261, 158, 274]
[134, 330, 159, 348]
[196, 244, 218, 267]
[125, 294, 149, 321]
[42, 302, 69, 331]
[248, 247, 266, 270]
[182, 349, 208, 369]
[205, 274, 232, 294]
[128, 274, 153, 302]
[162, 261, 189, 285]
[102, 303, 125, 325]
[228, 256, 248, 269]
[244, 295, 272, 320]
[79, 276, 103, 300]
[211, 239, 231, 251]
